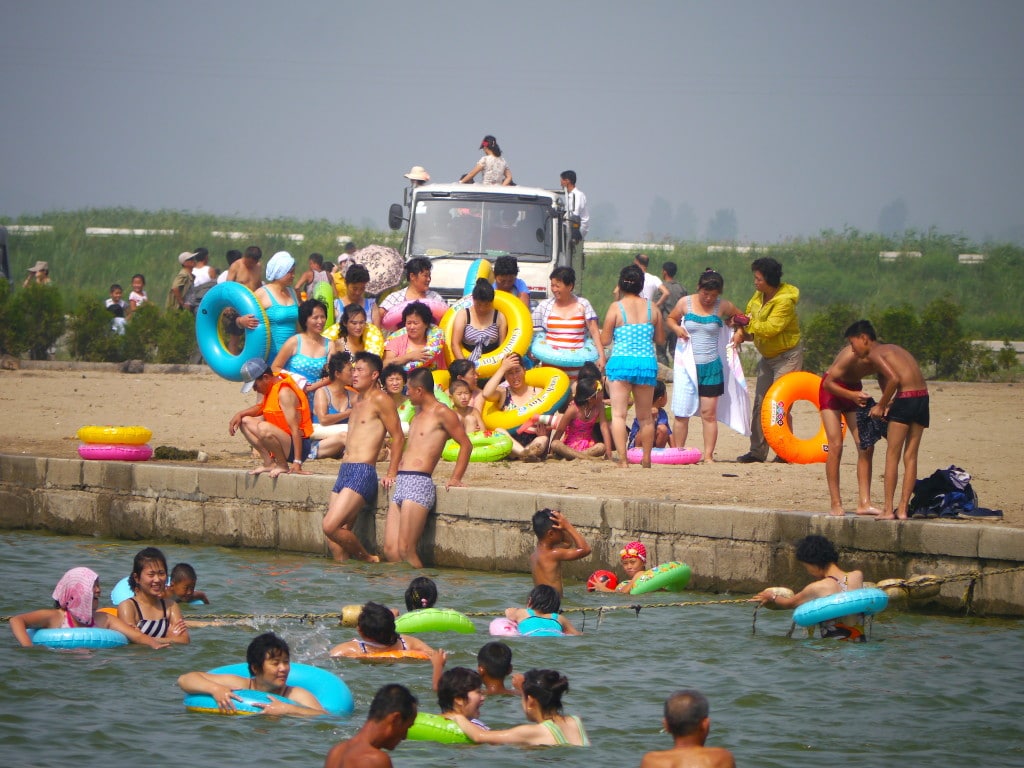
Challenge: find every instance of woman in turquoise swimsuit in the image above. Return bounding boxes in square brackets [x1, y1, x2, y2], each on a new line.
[254, 251, 301, 362]
[450, 667, 590, 746]
[601, 264, 665, 468]
[271, 298, 329, 385]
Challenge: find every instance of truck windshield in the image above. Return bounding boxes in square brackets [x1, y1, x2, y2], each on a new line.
[408, 198, 551, 261]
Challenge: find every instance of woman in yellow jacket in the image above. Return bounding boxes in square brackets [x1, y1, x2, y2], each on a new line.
[732, 257, 803, 463]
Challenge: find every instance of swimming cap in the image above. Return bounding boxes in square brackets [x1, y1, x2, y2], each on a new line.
[265, 251, 295, 282]
[620, 541, 647, 563]
[52, 567, 98, 626]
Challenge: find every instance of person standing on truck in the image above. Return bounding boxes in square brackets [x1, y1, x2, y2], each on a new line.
[560, 170, 589, 242]
[460, 135, 513, 186]
[404, 165, 431, 187]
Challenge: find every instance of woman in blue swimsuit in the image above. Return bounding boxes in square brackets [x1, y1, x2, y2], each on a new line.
[271, 298, 329, 385]
[254, 251, 301, 362]
[601, 265, 665, 467]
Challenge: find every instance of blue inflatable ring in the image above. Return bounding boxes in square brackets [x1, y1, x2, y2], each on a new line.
[182, 662, 354, 716]
[196, 282, 271, 381]
[793, 588, 889, 627]
[110, 576, 202, 606]
[530, 330, 599, 369]
[27, 627, 128, 649]
[462, 257, 495, 297]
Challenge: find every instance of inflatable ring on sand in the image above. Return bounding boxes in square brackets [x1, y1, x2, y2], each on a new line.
[630, 561, 692, 595]
[27, 627, 128, 649]
[761, 371, 845, 464]
[196, 282, 271, 381]
[381, 299, 448, 333]
[481, 366, 571, 435]
[78, 444, 153, 462]
[462, 258, 495, 297]
[626, 447, 701, 465]
[440, 292, 532, 379]
[793, 588, 889, 627]
[408, 712, 474, 744]
[310, 281, 335, 328]
[76, 426, 152, 445]
[530, 330, 599, 369]
[182, 662, 354, 716]
[394, 608, 475, 634]
[441, 430, 513, 463]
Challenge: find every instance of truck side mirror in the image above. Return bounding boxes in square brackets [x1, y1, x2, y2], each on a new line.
[388, 203, 405, 231]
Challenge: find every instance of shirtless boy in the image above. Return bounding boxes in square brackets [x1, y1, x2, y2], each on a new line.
[323, 684, 418, 768]
[846, 320, 929, 520]
[230, 245, 267, 336]
[383, 368, 472, 568]
[640, 689, 735, 768]
[530, 508, 592, 596]
[820, 337, 884, 517]
[323, 352, 404, 562]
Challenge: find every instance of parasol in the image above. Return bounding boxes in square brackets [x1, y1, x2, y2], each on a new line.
[352, 245, 404, 295]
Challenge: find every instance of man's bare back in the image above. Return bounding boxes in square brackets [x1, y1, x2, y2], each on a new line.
[640, 745, 736, 768]
[228, 258, 263, 292]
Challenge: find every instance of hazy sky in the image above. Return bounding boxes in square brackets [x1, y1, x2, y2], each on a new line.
[2, 1, 1022, 243]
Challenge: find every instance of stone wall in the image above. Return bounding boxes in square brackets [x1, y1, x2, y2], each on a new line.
[2, 453, 1021, 617]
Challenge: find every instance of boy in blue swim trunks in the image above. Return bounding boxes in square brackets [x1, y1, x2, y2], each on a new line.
[629, 381, 671, 449]
[323, 352, 405, 562]
[383, 368, 472, 568]
[846, 320, 929, 521]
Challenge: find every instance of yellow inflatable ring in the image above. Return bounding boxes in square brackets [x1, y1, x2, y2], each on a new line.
[761, 371, 844, 464]
[481, 366, 571, 434]
[440, 292, 532, 379]
[77, 426, 153, 445]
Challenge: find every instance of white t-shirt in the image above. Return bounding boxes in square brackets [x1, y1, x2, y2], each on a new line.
[641, 272, 663, 301]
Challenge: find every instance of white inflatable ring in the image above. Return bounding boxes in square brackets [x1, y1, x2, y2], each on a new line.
[195, 282, 271, 381]
[793, 587, 889, 627]
[78, 444, 153, 462]
[440, 292, 532, 379]
[626, 447, 702, 465]
[481, 366, 571, 434]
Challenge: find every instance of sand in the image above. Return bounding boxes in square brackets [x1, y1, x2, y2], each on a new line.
[1, 365, 1019, 526]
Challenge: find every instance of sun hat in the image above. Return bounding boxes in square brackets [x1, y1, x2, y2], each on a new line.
[178, 251, 197, 265]
[404, 165, 430, 182]
[240, 358, 271, 394]
[27, 260, 50, 272]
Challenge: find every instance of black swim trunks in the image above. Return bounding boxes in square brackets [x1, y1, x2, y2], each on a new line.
[887, 393, 929, 428]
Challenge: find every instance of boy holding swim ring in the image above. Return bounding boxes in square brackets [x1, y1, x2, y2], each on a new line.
[177, 632, 326, 716]
[531, 508, 592, 596]
[591, 540, 649, 594]
[116, 547, 190, 644]
[9, 566, 169, 649]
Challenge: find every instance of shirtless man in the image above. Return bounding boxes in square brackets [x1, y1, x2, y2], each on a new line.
[846, 319, 929, 521]
[323, 352, 404, 562]
[640, 689, 735, 768]
[323, 684, 418, 768]
[225, 245, 265, 350]
[383, 368, 472, 568]
[820, 338, 884, 517]
[530, 508, 592, 596]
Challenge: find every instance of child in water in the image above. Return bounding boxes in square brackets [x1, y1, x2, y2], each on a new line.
[449, 379, 485, 433]
[531, 508, 592, 596]
[404, 576, 438, 611]
[477, 641, 517, 695]
[548, 376, 612, 460]
[330, 601, 434, 659]
[9, 566, 169, 648]
[164, 562, 210, 605]
[116, 547, 190, 644]
[591, 540, 649, 594]
[506, 584, 581, 637]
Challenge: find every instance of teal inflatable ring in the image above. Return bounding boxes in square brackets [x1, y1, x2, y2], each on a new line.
[182, 662, 354, 716]
[27, 627, 128, 649]
[530, 330, 599, 369]
[196, 282, 270, 381]
[793, 588, 889, 627]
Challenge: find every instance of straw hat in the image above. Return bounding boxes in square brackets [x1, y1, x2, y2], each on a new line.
[27, 260, 49, 272]
[404, 165, 431, 182]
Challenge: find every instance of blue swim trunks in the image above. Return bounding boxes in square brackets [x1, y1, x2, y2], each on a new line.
[392, 471, 436, 510]
[332, 462, 379, 501]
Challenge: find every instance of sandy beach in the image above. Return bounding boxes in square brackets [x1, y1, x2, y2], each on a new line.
[1, 365, 1019, 526]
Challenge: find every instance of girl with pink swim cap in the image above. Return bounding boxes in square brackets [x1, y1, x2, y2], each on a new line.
[590, 541, 649, 594]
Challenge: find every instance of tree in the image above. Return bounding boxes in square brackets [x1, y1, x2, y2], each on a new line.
[706, 208, 738, 242]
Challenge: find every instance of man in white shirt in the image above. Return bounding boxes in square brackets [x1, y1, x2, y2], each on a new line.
[635, 253, 663, 301]
[560, 170, 589, 246]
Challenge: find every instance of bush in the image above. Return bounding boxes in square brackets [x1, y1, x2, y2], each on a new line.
[123, 302, 163, 362]
[67, 296, 125, 362]
[156, 308, 197, 363]
[1, 283, 66, 359]
[800, 302, 858, 374]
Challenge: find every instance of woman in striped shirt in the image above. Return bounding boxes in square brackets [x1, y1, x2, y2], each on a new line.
[531, 267, 606, 379]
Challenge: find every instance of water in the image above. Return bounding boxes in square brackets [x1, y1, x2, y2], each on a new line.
[1, 531, 1021, 767]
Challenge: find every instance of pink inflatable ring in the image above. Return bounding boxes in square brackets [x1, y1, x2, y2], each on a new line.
[77, 444, 153, 462]
[626, 447, 702, 465]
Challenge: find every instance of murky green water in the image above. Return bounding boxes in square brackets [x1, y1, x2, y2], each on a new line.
[1, 531, 1021, 767]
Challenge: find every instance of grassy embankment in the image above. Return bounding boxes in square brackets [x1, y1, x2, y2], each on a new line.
[4, 210, 1022, 339]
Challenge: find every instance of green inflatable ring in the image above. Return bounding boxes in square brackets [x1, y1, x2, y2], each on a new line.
[310, 281, 335, 328]
[394, 608, 476, 634]
[630, 561, 692, 595]
[407, 712, 473, 744]
[441, 430, 514, 462]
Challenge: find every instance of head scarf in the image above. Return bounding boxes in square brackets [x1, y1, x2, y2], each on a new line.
[620, 541, 647, 564]
[265, 251, 295, 282]
[52, 567, 98, 626]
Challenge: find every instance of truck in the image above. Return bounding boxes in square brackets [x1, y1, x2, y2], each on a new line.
[387, 183, 580, 305]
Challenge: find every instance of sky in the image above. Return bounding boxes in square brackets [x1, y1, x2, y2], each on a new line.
[2, 1, 1022, 244]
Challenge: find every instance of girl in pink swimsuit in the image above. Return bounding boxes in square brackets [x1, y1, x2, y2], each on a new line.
[549, 377, 612, 460]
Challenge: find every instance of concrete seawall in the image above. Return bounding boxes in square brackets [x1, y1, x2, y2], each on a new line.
[1, 453, 1021, 617]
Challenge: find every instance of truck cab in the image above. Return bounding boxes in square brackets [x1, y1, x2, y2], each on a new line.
[388, 183, 576, 305]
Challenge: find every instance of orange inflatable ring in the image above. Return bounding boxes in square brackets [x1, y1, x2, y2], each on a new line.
[356, 650, 430, 663]
[761, 371, 844, 464]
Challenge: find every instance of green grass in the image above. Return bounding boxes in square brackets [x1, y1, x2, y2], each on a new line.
[3, 210, 1021, 339]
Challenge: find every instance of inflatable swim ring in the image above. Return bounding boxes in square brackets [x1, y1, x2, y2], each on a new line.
[196, 282, 271, 381]
[182, 662, 354, 716]
[354, 650, 431, 663]
[761, 371, 845, 465]
[381, 299, 448, 333]
[310, 281, 335, 329]
[488, 618, 520, 637]
[587, 570, 619, 592]
[793, 588, 889, 627]
[322, 320, 385, 357]
[462, 258, 495, 297]
[530, 330, 599, 370]
[394, 608, 475, 634]
[76, 425, 152, 445]
[110, 576, 203, 606]
[631, 561, 692, 595]
[77, 444, 153, 462]
[407, 712, 474, 744]
[441, 430, 513, 463]
[439, 292, 532, 379]
[27, 627, 128, 649]
[385, 325, 446, 373]
[626, 447, 702, 465]
[481, 366, 571, 435]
